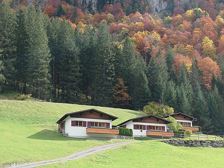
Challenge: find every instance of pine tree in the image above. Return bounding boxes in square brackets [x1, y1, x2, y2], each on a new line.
[115, 38, 150, 108]
[0, 50, 5, 92]
[16, 8, 30, 93]
[27, 8, 51, 99]
[57, 20, 81, 103]
[16, 7, 50, 99]
[92, 22, 115, 106]
[0, 3, 17, 88]
[190, 59, 201, 90]
[216, 56, 224, 99]
[130, 57, 150, 108]
[176, 84, 191, 114]
[147, 55, 168, 103]
[113, 78, 131, 108]
[75, 26, 97, 99]
[47, 18, 61, 100]
[164, 80, 177, 108]
[177, 65, 193, 107]
[115, 38, 136, 79]
[166, 47, 175, 80]
[192, 82, 211, 131]
[208, 86, 224, 133]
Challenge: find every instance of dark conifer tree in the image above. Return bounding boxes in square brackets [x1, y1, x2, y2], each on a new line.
[176, 84, 191, 114]
[164, 80, 177, 108]
[92, 21, 115, 106]
[176, 65, 193, 114]
[115, 38, 150, 108]
[16, 7, 50, 99]
[0, 50, 4, 92]
[16, 9, 29, 93]
[47, 18, 61, 100]
[166, 47, 175, 80]
[75, 26, 97, 100]
[0, 3, 17, 88]
[115, 38, 136, 80]
[27, 8, 51, 99]
[57, 20, 81, 102]
[192, 82, 211, 131]
[130, 57, 150, 108]
[147, 55, 168, 103]
[208, 86, 224, 133]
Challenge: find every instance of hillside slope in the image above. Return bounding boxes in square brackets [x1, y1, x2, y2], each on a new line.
[0, 100, 144, 125]
[0, 99, 142, 165]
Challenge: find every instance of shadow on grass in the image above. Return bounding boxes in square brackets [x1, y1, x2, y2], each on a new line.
[134, 137, 159, 141]
[27, 129, 110, 141]
[27, 129, 76, 141]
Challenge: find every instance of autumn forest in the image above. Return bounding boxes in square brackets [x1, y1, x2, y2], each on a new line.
[1, 0, 224, 133]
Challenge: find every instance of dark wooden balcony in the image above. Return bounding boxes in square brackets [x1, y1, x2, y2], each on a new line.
[147, 131, 174, 138]
[86, 128, 119, 135]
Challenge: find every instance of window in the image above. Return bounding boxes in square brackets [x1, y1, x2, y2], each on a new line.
[71, 121, 86, 127]
[87, 122, 110, 128]
[133, 125, 146, 130]
[180, 122, 191, 127]
[147, 125, 165, 132]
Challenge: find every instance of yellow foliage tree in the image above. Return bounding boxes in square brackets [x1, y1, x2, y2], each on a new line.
[215, 15, 224, 28]
[202, 36, 216, 59]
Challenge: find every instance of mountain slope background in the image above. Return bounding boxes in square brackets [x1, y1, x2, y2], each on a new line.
[1, 0, 224, 133]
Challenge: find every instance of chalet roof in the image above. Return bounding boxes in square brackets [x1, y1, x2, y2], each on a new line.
[117, 115, 171, 126]
[56, 109, 118, 124]
[169, 112, 195, 121]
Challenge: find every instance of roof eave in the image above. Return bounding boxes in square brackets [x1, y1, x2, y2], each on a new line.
[56, 108, 118, 124]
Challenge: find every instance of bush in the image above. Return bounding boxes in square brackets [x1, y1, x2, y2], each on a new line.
[119, 127, 133, 136]
[166, 116, 183, 133]
[184, 130, 192, 138]
[16, 94, 32, 100]
[143, 102, 174, 118]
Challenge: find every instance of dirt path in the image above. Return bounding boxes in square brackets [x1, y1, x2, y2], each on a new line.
[7, 141, 131, 168]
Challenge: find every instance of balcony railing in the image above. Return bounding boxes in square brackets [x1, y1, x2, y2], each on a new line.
[183, 126, 200, 133]
[86, 128, 119, 135]
[147, 131, 174, 138]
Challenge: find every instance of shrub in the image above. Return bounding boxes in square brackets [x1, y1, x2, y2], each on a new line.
[119, 127, 133, 136]
[143, 102, 174, 118]
[16, 94, 32, 100]
[166, 116, 183, 133]
[184, 130, 192, 138]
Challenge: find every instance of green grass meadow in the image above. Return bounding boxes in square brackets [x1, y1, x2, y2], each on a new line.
[1, 99, 224, 168]
[0, 99, 142, 166]
[44, 141, 224, 168]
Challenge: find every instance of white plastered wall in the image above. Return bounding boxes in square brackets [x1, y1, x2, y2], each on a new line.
[64, 116, 112, 138]
[124, 121, 168, 137]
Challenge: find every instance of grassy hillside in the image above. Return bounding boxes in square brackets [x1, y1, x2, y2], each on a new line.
[0, 99, 143, 166]
[44, 141, 224, 168]
[2, 99, 224, 168]
[0, 100, 144, 125]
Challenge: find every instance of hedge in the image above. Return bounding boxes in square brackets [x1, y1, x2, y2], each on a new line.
[119, 128, 133, 136]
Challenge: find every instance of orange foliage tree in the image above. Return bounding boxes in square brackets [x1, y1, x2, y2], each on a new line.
[173, 54, 192, 72]
[197, 57, 221, 89]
